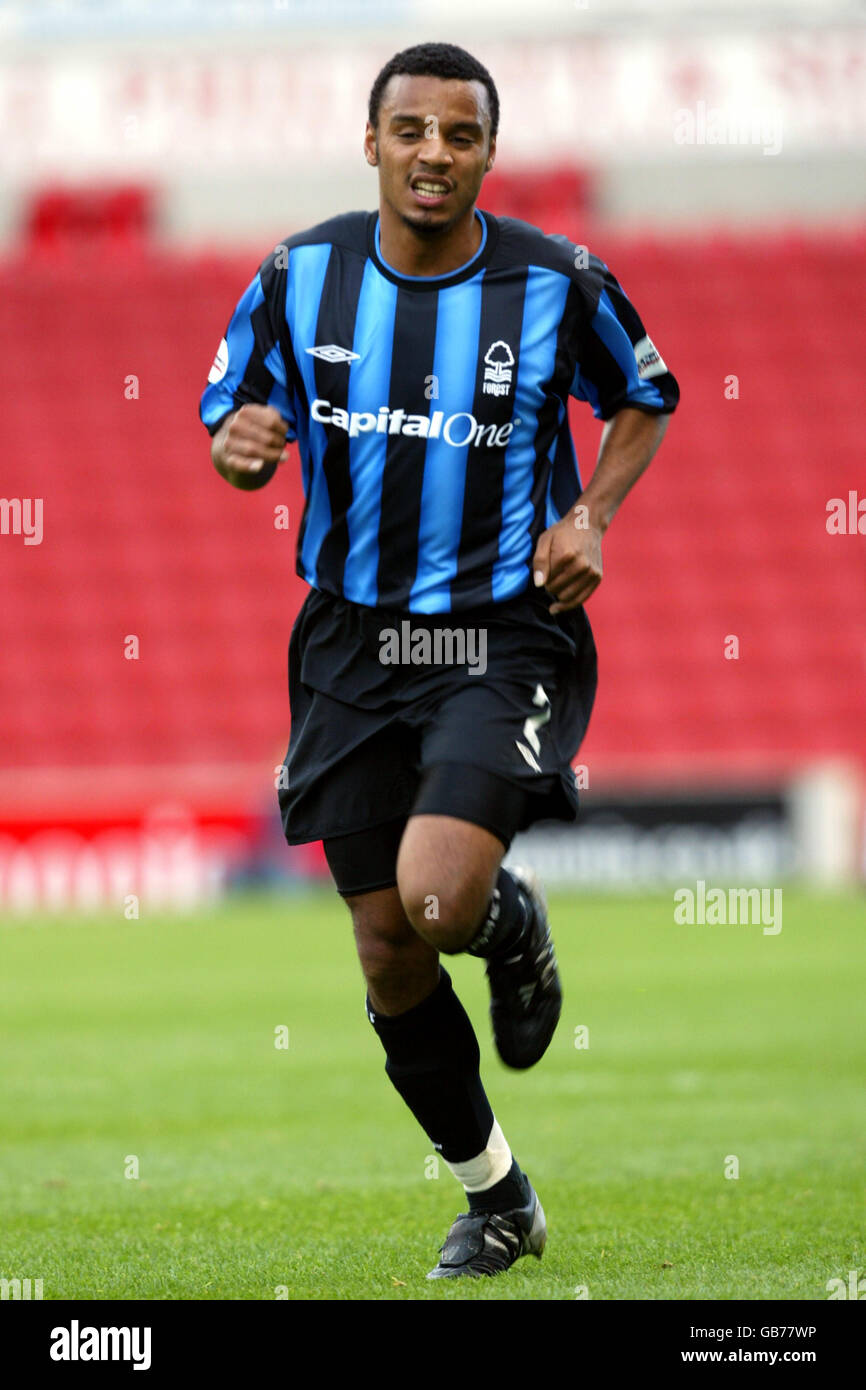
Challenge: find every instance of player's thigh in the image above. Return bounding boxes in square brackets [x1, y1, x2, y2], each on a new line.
[397, 811, 506, 946]
[396, 756, 530, 948]
[396, 679, 548, 946]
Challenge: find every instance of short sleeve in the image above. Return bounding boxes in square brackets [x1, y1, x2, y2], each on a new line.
[199, 253, 297, 440]
[570, 262, 680, 421]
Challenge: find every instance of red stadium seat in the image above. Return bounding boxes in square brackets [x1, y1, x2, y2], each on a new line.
[1, 225, 864, 791]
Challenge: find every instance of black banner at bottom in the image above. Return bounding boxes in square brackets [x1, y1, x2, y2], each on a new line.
[6, 1296, 861, 1374]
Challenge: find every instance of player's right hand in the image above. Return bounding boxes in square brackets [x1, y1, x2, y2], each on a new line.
[216, 404, 291, 475]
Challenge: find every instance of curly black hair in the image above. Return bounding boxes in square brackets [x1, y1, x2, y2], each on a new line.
[368, 41, 499, 141]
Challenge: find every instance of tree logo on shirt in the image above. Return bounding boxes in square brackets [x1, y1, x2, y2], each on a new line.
[482, 340, 515, 398]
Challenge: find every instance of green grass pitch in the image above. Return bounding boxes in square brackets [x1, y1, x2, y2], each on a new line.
[2, 887, 863, 1300]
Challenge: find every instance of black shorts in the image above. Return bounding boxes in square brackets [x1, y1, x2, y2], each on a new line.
[278, 585, 597, 894]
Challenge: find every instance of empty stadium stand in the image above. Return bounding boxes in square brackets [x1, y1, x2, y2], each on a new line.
[2, 196, 864, 814]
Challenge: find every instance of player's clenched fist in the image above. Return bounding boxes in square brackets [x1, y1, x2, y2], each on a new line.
[532, 510, 603, 615]
[212, 404, 291, 489]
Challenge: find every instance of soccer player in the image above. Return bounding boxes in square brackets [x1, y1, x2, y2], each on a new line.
[200, 41, 679, 1280]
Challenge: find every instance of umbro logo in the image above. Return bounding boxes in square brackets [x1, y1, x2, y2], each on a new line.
[306, 344, 360, 363]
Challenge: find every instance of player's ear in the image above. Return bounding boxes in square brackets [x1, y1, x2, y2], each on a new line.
[485, 134, 496, 172]
[363, 122, 378, 166]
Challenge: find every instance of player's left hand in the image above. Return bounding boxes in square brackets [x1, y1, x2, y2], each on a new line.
[532, 511, 603, 614]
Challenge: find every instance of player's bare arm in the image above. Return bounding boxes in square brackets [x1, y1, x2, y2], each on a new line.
[533, 406, 671, 614]
[211, 404, 290, 490]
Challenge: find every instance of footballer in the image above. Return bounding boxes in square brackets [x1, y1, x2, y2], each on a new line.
[200, 41, 679, 1279]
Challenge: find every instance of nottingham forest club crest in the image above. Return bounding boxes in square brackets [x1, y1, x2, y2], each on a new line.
[482, 340, 514, 398]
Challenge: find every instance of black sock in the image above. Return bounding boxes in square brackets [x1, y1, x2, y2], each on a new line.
[366, 967, 494, 1162]
[466, 868, 531, 960]
[467, 1157, 531, 1215]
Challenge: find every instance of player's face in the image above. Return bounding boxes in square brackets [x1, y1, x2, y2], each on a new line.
[365, 74, 495, 236]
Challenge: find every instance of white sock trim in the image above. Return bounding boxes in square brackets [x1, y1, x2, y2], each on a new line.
[443, 1119, 513, 1193]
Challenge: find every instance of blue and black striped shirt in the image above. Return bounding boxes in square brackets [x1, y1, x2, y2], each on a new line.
[200, 208, 679, 613]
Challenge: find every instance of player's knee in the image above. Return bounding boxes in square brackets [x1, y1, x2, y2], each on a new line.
[397, 873, 485, 954]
